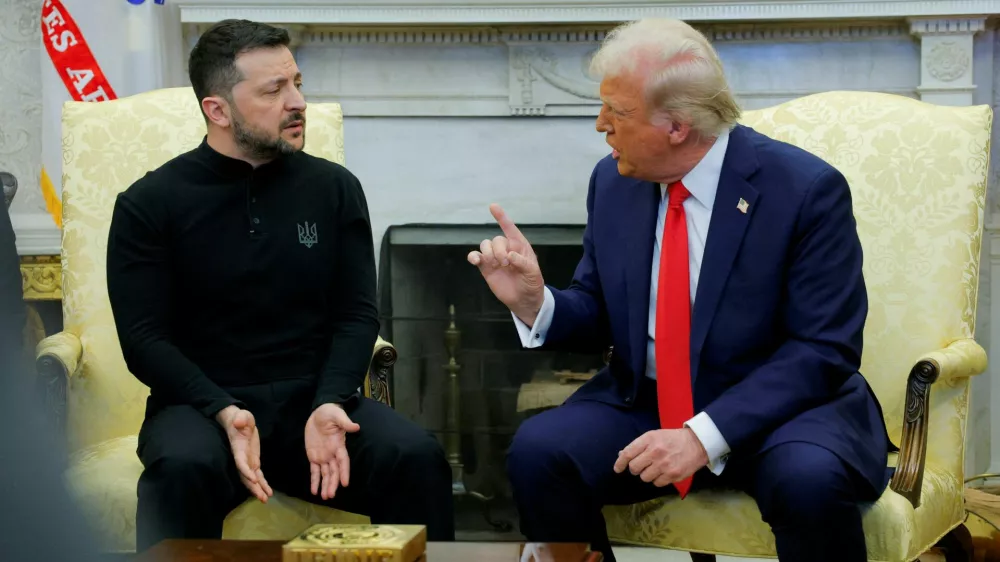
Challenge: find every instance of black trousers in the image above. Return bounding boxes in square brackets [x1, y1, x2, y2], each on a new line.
[507, 387, 882, 562]
[135, 380, 454, 551]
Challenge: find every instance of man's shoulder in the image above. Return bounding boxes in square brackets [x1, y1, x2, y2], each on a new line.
[591, 153, 625, 184]
[293, 151, 359, 187]
[118, 148, 200, 203]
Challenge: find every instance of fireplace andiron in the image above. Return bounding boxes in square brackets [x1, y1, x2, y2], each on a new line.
[443, 304, 512, 533]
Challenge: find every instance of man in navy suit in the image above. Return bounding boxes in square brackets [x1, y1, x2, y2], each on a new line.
[469, 18, 890, 562]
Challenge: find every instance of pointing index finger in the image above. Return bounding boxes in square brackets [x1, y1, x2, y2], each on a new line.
[490, 203, 525, 243]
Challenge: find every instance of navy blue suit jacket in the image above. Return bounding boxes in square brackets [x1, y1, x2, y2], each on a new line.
[543, 124, 892, 494]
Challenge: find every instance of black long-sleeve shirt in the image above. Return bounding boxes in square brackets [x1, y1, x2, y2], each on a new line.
[106, 138, 379, 419]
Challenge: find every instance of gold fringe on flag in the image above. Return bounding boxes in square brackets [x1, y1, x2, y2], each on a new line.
[40, 166, 63, 230]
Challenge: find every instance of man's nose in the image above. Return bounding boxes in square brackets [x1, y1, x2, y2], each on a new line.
[288, 89, 307, 111]
[595, 107, 611, 132]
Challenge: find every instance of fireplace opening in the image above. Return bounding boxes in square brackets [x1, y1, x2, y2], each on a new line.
[376, 223, 605, 540]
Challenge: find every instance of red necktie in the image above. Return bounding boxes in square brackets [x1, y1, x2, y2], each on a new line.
[655, 181, 695, 498]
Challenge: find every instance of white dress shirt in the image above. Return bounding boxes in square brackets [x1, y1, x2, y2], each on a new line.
[513, 128, 733, 475]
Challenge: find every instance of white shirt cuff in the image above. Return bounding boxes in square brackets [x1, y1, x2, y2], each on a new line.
[512, 287, 554, 348]
[685, 411, 731, 475]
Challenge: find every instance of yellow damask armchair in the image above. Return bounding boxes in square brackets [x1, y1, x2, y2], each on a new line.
[602, 92, 992, 562]
[34, 87, 396, 553]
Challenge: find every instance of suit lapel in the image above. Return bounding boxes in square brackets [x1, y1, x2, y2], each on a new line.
[623, 180, 660, 378]
[690, 125, 760, 361]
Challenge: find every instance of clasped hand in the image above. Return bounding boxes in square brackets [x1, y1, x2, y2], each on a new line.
[613, 428, 708, 487]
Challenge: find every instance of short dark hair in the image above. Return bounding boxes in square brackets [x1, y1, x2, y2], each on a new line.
[188, 19, 290, 106]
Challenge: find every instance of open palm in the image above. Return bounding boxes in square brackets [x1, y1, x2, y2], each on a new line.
[223, 409, 272, 503]
[305, 403, 360, 501]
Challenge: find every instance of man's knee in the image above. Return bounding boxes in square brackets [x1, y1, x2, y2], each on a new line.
[138, 407, 232, 490]
[395, 431, 447, 470]
[365, 415, 448, 479]
[506, 412, 566, 483]
[753, 443, 859, 525]
[140, 445, 231, 489]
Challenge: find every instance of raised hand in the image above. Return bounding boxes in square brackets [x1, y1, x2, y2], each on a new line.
[467, 204, 545, 325]
[216, 406, 272, 503]
[305, 403, 360, 501]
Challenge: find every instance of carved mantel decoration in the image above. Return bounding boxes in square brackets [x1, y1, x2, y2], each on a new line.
[20, 256, 61, 301]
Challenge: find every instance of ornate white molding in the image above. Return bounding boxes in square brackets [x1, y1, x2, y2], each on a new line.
[508, 43, 600, 116]
[283, 18, 921, 117]
[302, 22, 910, 45]
[909, 17, 989, 35]
[909, 16, 987, 105]
[176, 0, 999, 25]
[10, 213, 61, 256]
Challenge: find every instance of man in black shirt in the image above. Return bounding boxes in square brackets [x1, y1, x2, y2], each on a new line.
[106, 19, 453, 551]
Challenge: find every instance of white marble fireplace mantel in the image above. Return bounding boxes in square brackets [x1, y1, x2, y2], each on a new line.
[175, 0, 992, 118]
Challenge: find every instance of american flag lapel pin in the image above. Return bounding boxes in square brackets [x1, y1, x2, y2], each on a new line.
[737, 198, 749, 214]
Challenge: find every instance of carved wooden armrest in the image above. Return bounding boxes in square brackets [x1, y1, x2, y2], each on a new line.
[34, 331, 82, 431]
[889, 338, 987, 508]
[36, 331, 83, 381]
[367, 336, 397, 407]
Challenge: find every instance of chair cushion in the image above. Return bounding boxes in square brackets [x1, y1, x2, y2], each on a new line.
[65, 434, 368, 552]
[603, 460, 964, 562]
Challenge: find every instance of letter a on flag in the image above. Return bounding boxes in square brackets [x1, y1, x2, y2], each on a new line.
[39, 0, 182, 228]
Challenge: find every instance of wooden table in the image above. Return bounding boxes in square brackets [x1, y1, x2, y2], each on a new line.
[135, 539, 602, 561]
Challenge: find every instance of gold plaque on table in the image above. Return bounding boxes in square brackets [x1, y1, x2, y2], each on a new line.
[282, 524, 427, 562]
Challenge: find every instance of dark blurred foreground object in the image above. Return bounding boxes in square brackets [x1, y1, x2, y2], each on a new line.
[0, 360, 103, 562]
[0, 190, 101, 562]
[135, 539, 602, 562]
[1, 171, 16, 208]
[1, 170, 25, 377]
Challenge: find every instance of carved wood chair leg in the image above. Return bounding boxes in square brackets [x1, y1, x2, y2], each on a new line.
[690, 554, 717, 562]
[937, 523, 974, 562]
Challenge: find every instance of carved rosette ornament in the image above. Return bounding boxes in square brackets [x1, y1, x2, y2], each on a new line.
[926, 40, 969, 82]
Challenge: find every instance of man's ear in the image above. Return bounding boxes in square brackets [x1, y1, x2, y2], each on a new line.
[666, 120, 692, 146]
[201, 95, 231, 128]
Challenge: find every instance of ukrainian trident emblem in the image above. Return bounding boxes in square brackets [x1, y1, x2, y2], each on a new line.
[297, 221, 318, 248]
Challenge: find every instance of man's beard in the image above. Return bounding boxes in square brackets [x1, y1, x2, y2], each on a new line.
[231, 108, 305, 162]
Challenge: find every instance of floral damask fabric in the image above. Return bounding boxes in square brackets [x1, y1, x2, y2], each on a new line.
[604, 91, 992, 560]
[45, 87, 371, 552]
[603, 456, 964, 561]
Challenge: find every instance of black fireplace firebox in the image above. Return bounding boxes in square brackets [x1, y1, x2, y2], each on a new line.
[376, 223, 605, 540]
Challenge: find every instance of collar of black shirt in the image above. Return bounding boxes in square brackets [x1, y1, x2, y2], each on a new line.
[194, 136, 295, 180]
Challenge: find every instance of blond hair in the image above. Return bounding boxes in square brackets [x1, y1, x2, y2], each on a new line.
[589, 19, 741, 138]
